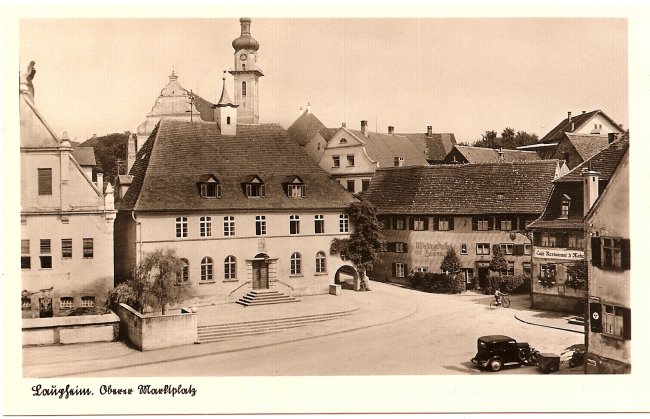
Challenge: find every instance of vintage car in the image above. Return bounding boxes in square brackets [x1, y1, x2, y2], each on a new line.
[471, 335, 537, 372]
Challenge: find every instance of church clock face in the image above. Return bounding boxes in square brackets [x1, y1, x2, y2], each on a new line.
[240, 53, 248, 61]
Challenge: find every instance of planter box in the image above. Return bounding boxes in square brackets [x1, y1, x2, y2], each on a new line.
[22, 313, 120, 346]
[116, 304, 197, 351]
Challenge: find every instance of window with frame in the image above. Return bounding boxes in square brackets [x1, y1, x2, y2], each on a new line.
[567, 233, 584, 249]
[339, 214, 349, 233]
[540, 263, 557, 284]
[395, 262, 406, 278]
[81, 296, 95, 308]
[224, 216, 235, 236]
[245, 182, 266, 198]
[83, 238, 93, 258]
[61, 238, 72, 258]
[254, 215, 266, 236]
[395, 242, 407, 253]
[332, 155, 340, 168]
[60, 297, 73, 309]
[394, 217, 405, 230]
[38, 168, 52, 195]
[314, 214, 324, 234]
[500, 261, 515, 276]
[200, 216, 212, 237]
[592, 236, 630, 270]
[500, 243, 514, 255]
[346, 155, 355, 167]
[522, 262, 532, 276]
[602, 238, 622, 269]
[200, 257, 213, 281]
[290, 215, 300, 235]
[40, 239, 52, 269]
[603, 304, 625, 337]
[200, 183, 221, 199]
[290, 252, 302, 275]
[224, 256, 237, 280]
[540, 232, 557, 247]
[524, 243, 532, 255]
[287, 183, 305, 198]
[477, 217, 489, 231]
[178, 258, 189, 283]
[560, 195, 571, 219]
[21, 239, 30, 269]
[346, 180, 355, 193]
[460, 243, 468, 255]
[415, 266, 428, 273]
[500, 218, 513, 231]
[438, 218, 451, 231]
[176, 217, 188, 238]
[476, 243, 490, 255]
[361, 179, 370, 192]
[315, 251, 327, 274]
[412, 217, 426, 231]
[242, 81, 247, 97]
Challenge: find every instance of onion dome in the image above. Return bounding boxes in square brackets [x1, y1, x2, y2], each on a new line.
[232, 17, 259, 51]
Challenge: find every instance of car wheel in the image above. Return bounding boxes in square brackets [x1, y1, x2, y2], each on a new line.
[518, 348, 530, 362]
[488, 358, 503, 372]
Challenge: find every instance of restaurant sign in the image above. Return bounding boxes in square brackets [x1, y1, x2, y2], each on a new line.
[534, 248, 584, 261]
[414, 242, 451, 257]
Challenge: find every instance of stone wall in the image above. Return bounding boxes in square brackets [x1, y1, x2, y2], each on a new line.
[531, 292, 584, 314]
[585, 352, 631, 374]
[116, 303, 197, 351]
[22, 313, 119, 346]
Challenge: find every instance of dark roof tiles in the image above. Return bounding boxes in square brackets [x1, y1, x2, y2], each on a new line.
[556, 134, 629, 183]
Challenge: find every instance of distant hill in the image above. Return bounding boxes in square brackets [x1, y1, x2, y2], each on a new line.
[80, 132, 129, 187]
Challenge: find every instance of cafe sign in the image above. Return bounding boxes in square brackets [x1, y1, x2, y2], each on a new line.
[534, 247, 584, 261]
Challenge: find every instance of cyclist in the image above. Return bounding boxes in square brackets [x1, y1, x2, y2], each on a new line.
[494, 289, 505, 306]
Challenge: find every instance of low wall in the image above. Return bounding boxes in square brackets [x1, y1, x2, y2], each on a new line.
[531, 292, 583, 314]
[116, 304, 197, 351]
[22, 313, 120, 346]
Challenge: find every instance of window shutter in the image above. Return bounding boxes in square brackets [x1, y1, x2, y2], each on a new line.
[514, 244, 524, 256]
[472, 217, 478, 231]
[38, 168, 52, 195]
[403, 263, 408, 275]
[495, 216, 501, 230]
[403, 243, 408, 253]
[622, 307, 631, 340]
[488, 217, 493, 230]
[621, 239, 631, 270]
[392, 263, 397, 277]
[387, 242, 396, 252]
[409, 217, 414, 230]
[424, 217, 429, 230]
[591, 237, 602, 267]
[449, 217, 454, 230]
[492, 244, 500, 255]
[589, 303, 602, 333]
[433, 217, 439, 231]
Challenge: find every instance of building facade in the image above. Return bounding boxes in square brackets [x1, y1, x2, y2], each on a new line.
[20, 62, 117, 318]
[528, 135, 629, 313]
[585, 148, 630, 373]
[364, 161, 561, 288]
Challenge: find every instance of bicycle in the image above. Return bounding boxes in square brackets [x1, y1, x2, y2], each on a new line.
[489, 294, 510, 308]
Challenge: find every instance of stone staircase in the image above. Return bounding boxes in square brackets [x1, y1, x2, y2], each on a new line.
[235, 290, 300, 307]
[196, 309, 357, 343]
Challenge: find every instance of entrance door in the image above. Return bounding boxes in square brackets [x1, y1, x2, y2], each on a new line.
[478, 267, 490, 291]
[252, 259, 269, 290]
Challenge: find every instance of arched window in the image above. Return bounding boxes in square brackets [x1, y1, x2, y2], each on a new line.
[339, 138, 347, 144]
[201, 257, 213, 281]
[242, 81, 247, 97]
[316, 251, 326, 273]
[242, 64, 246, 71]
[178, 258, 189, 283]
[290, 252, 301, 275]
[224, 256, 236, 280]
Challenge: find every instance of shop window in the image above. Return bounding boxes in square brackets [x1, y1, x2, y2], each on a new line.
[539, 263, 557, 287]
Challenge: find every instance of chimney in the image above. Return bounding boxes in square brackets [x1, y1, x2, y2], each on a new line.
[582, 164, 600, 215]
[388, 126, 394, 134]
[582, 110, 586, 114]
[571, 122, 575, 131]
[60, 131, 72, 183]
[361, 120, 368, 136]
[426, 126, 433, 138]
[608, 132, 618, 144]
[341, 122, 346, 128]
[619, 123, 624, 130]
[298, 106, 303, 117]
[497, 148, 505, 163]
[96, 172, 104, 193]
[306, 102, 311, 113]
[567, 111, 572, 122]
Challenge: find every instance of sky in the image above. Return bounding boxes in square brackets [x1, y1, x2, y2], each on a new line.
[19, 17, 628, 143]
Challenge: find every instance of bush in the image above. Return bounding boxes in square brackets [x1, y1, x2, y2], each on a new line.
[484, 275, 530, 295]
[410, 272, 463, 294]
[67, 306, 110, 316]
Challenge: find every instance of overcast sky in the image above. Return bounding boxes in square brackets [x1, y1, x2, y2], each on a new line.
[19, 18, 628, 143]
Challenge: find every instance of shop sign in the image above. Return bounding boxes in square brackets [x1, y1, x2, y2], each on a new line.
[414, 242, 450, 257]
[533, 247, 584, 260]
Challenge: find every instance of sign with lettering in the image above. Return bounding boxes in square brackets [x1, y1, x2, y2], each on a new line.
[533, 248, 584, 261]
[414, 242, 451, 257]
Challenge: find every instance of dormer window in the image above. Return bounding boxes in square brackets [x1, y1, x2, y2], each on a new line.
[559, 194, 571, 219]
[243, 175, 266, 198]
[197, 174, 221, 199]
[283, 175, 305, 198]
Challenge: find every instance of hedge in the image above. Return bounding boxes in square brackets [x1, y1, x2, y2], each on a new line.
[410, 272, 465, 294]
[484, 274, 530, 295]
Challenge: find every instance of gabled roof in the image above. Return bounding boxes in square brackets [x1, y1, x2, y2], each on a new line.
[119, 119, 356, 212]
[563, 133, 609, 161]
[450, 146, 541, 163]
[365, 160, 559, 215]
[539, 110, 621, 144]
[72, 146, 97, 166]
[555, 134, 629, 183]
[287, 111, 330, 146]
[196, 174, 220, 183]
[346, 129, 429, 168]
[20, 95, 63, 149]
[401, 132, 456, 162]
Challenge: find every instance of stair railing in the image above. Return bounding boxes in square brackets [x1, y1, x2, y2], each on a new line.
[228, 281, 252, 296]
[272, 279, 295, 291]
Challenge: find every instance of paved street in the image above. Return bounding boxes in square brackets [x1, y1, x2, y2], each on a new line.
[23, 282, 583, 377]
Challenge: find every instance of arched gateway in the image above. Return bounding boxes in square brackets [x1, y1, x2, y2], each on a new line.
[334, 265, 359, 290]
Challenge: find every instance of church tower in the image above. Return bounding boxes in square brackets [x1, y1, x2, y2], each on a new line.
[229, 17, 263, 124]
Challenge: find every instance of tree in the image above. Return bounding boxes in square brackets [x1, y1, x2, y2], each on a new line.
[440, 247, 462, 274]
[471, 128, 539, 150]
[489, 247, 509, 275]
[565, 259, 587, 290]
[330, 196, 383, 291]
[80, 132, 129, 187]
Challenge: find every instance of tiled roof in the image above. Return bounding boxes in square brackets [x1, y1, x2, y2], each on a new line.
[564, 133, 609, 161]
[192, 94, 216, 122]
[539, 110, 621, 144]
[72, 146, 97, 166]
[364, 160, 559, 215]
[555, 134, 629, 183]
[117, 175, 133, 185]
[526, 183, 584, 230]
[119, 119, 356, 212]
[346, 129, 429, 168]
[400, 132, 457, 162]
[451, 146, 541, 163]
[287, 112, 329, 146]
